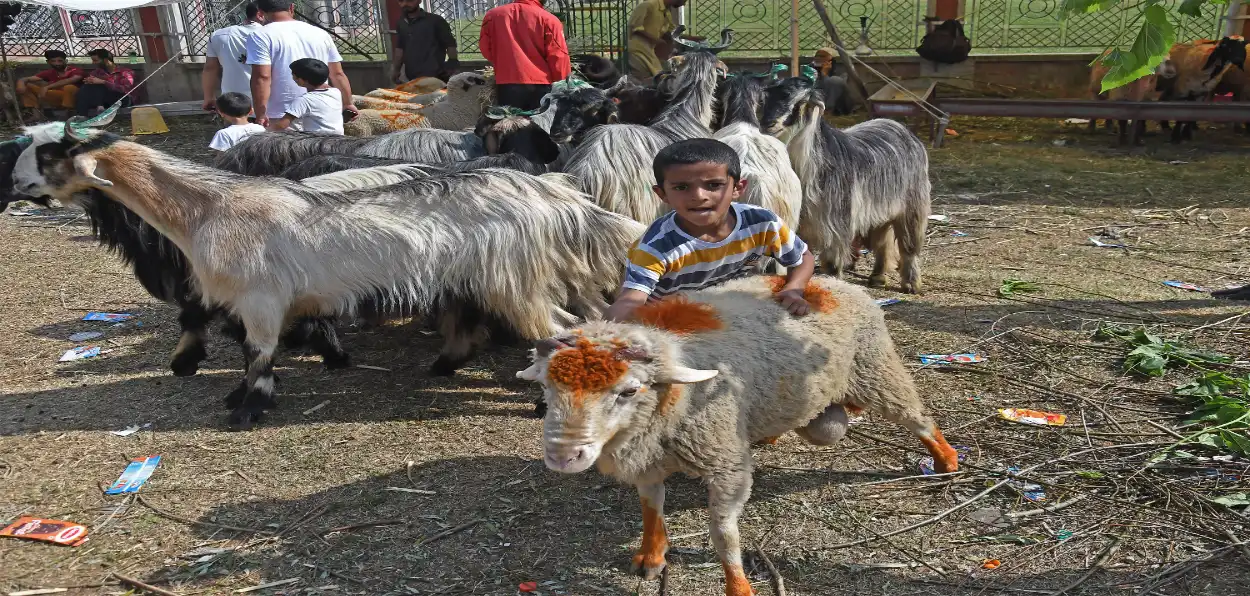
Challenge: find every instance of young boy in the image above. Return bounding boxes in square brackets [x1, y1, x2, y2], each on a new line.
[606, 138, 816, 322]
[271, 57, 344, 134]
[208, 92, 266, 151]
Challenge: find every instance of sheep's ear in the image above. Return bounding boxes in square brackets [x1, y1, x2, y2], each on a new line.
[516, 364, 541, 381]
[72, 154, 112, 187]
[666, 366, 718, 384]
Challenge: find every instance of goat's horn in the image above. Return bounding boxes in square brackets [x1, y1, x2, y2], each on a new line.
[707, 28, 735, 54]
[83, 101, 120, 128]
[64, 117, 91, 142]
[605, 75, 630, 95]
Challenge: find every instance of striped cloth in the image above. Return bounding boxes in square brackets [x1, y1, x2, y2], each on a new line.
[623, 203, 808, 299]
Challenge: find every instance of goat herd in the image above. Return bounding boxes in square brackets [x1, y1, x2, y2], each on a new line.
[0, 30, 967, 594]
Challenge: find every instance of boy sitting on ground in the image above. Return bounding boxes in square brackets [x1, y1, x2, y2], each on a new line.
[208, 92, 266, 151]
[270, 57, 344, 134]
[606, 138, 816, 322]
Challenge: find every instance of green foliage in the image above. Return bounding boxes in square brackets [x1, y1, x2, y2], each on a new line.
[998, 278, 1042, 298]
[1094, 324, 1232, 377]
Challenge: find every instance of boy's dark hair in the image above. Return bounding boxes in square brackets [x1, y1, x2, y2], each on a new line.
[88, 48, 113, 63]
[245, 2, 260, 20]
[652, 138, 741, 186]
[290, 57, 330, 86]
[44, 49, 67, 61]
[216, 92, 253, 118]
[254, 0, 293, 13]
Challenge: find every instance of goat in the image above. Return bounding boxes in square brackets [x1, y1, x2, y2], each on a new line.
[277, 155, 406, 179]
[473, 112, 562, 168]
[712, 75, 802, 232]
[571, 54, 621, 87]
[608, 76, 669, 124]
[1159, 37, 1248, 142]
[516, 275, 957, 596]
[762, 76, 930, 294]
[213, 128, 485, 176]
[561, 29, 732, 223]
[1088, 54, 1177, 144]
[415, 71, 494, 131]
[344, 109, 430, 137]
[15, 118, 644, 430]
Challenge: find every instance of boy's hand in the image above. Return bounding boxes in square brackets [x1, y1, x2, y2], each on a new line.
[776, 288, 810, 316]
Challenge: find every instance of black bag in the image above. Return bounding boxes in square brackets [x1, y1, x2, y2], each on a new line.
[916, 19, 971, 64]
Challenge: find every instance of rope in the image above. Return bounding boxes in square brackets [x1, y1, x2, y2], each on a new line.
[485, 105, 537, 119]
[831, 42, 950, 123]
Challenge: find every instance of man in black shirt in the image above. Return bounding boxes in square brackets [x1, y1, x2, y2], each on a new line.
[391, 0, 459, 83]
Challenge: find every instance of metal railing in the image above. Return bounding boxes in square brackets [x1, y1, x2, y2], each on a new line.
[0, 5, 144, 60]
[166, 0, 388, 60]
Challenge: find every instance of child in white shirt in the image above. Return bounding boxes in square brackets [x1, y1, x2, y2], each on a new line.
[208, 92, 265, 151]
[272, 57, 343, 134]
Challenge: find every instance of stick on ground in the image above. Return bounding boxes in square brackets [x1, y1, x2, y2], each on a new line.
[112, 573, 180, 596]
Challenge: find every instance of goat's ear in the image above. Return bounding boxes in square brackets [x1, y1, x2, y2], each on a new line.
[665, 366, 718, 384]
[72, 154, 113, 187]
[484, 130, 502, 155]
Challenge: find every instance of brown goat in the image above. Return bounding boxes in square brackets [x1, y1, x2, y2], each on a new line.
[1087, 51, 1177, 144]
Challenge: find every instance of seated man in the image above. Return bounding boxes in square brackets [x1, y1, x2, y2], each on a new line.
[17, 50, 83, 116]
[75, 48, 135, 117]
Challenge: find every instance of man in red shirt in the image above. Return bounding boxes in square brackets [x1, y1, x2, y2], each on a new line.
[480, 0, 571, 111]
[17, 50, 84, 114]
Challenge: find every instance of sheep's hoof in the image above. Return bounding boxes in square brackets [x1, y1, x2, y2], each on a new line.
[322, 352, 352, 370]
[226, 408, 263, 431]
[169, 344, 207, 377]
[867, 274, 888, 288]
[631, 554, 667, 581]
[532, 398, 547, 419]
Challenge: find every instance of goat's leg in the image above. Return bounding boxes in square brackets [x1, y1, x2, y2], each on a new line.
[630, 482, 668, 580]
[707, 465, 754, 596]
[866, 225, 897, 288]
[226, 305, 284, 430]
[430, 300, 489, 376]
[287, 317, 351, 370]
[169, 303, 214, 377]
[895, 206, 928, 295]
[1132, 119, 1146, 145]
[220, 317, 250, 409]
[1116, 120, 1129, 145]
[1181, 121, 1196, 140]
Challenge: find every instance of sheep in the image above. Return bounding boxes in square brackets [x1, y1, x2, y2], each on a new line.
[395, 76, 448, 94]
[515, 275, 958, 595]
[1158, 37, 1248, 142]
[1213, 62, 1248, 132]
[351, 95, 427, 112]
[415, 71, 494, 131]
[15, 117, 645, 429]
[1088, 54, 1177, 144]
[364, 88, 417, 102]
[408, 88, 447, 106]
[561, 29, 732, 223]
[473, 112, 562, 168]
[213, 128, 485, 176]
[761, 76, 930, 294]
[712, 75, 802, 230]
[344, 109, 430, 137]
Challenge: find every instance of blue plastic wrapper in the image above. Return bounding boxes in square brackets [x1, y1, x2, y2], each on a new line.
[59, 346, 100, 362]
[1162, 280, 1206, 292]
[918, 353, 986, 365]
[106, 455, 161, 495]
[83, 312, 133, 323]
[875, 298, 903, 307]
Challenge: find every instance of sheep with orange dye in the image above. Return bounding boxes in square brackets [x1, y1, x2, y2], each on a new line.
[516, 275, 957, 596]
[1087, 51, 1177, 145]
[344, 109, 431, 137]
[1158, 37, 1247, 143]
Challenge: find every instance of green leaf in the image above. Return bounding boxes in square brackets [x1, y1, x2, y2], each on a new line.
[998, 278, 1043, 298]
[1101, 6, 1175, 93]
[1211, 492, 1250, 507]
[1178, 0, 1206, 16]
[1215, 404, 1248, 425]
[1062, 0, 1120, 15]
[1075, 470, 1105, 479]
[1221, 431, 1250, 455]
[1197, 432, 1223, 448]
[1126, 345, 1168, 376]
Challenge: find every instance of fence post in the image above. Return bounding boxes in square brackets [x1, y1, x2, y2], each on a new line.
[136, 6, 168, 62]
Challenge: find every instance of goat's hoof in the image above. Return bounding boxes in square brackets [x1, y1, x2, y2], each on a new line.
[867, 274, 887, 288]
[224, 383, 248, 409]
[631, 555, 667, 581]
[226, 408, 263, 431]
[169, 346, 207, 377]
[532, 398, 547, 419]
[322, 353, 352, 370]
[900, 282, 922, 295]
[428, 356, 461, 377]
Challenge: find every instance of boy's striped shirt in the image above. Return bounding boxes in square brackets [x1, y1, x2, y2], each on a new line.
[623, 203, 808, 298]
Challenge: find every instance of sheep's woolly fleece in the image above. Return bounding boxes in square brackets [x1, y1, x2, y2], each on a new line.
[632, 296, 724, 335]
[767, 276, 839, 313]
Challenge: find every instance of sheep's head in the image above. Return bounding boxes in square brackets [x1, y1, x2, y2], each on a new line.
[545, 87, 619, 145]
[14, 114, 119, 199]
[1209, 36, 1248, 71]
[761, 76, 823, 137]
[447, 71, 491, 94]
[516, 325, 717, 474]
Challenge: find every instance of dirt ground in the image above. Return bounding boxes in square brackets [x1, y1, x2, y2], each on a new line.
[2, 114, 1250, 596]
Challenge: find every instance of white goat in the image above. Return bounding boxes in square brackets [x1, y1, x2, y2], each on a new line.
[16, 118, 644, 430]
[712, 74, 802, 230]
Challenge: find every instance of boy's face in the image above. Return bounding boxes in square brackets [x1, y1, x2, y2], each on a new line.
[292, 74, 309, 88]
[654, 162, 745, 230]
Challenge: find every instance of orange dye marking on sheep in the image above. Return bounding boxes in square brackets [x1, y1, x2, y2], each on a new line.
[545, 339, 629, 406]
[755, 435, 781, 445]
[655, 384, 682, 416]
[722, 563, 755, 596]
[634, 296, 724, 335]
[633, 497, 668, 572]
[919, 427, 960, 473]
[844, 403, 864, 416]
[767, 277, 838, 313]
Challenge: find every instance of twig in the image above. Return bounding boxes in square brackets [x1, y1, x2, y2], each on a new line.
[301, 563, 367, 585]
[1007, 494, 1092, 519]
[1049, 536, 1120, 596]
[112, 573, 180, 596]
[756, 542, 788, 596]
[1224, 529, 1250, 562]
[929, 236, 988, 248]
[136, 494, 267, 534]
[325, 519, 405, 533]
[234, 578, 300, 593]
[276, 502, 330, 538]
[415, 519, 483, 546]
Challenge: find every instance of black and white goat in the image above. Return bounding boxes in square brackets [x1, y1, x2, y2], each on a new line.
[713, 75, 802, 231]
[15, 119, 644, 429]
[560, 28, 732, 223]
[278, 151, 549, 182]
[761, 76, 931, 293]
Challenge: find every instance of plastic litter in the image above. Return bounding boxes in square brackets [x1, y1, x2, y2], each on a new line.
[875, 297, 903, 307]
[1088, 236, 1126, 249]
[944, 128, 959, 137]
[110, 422, 152, 437]
[518, 582, 538, 593]
[82, 312, 133, 322]
[981, 559, 1001, 570]
[998, 408, 1067, 426]
[59, 346, 100, 362]
[919, 445, 971, 475]
[105, 455, 161, 495]
[1004, 466, 1046, 502]
[919, 353, 986, 365]
[1162, 280, 1206, 292]
[928, 214, 949, 222]
[1063, 118, 1089, 124]
[67, 331, 103, 342]
[0, 516, 88, 547]
[951, 230, 969, 237]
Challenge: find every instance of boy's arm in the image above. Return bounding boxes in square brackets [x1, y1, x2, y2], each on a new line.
[271, 114, 296, 131]
[775, 249, 815, 316]
[606, 289, 650, 322]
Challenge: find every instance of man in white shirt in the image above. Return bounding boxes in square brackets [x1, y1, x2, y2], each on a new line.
[246, 0, 356, 128]
[201, 2, 264, 111]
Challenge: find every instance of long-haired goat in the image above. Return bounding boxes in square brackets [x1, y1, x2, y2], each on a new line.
[762, 77, 931, 294]
[16, 119, 644, 430]
[571, 54, 621, 87]
[713, 75, 802, 230]
[516, 275, 958, 596]
[214, 128, 486, 176]
[1159, 37, 1247, 142]
[277, 152, 549, 182]
[560, 28, 732, 223]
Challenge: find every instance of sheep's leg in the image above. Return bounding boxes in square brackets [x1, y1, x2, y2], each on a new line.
[170, 303, 213, 377]
[1131, 119, 1146, 146]
[707, 468, 754, 596]
[794, 403, 849, 445]
[630, 482, 668, 580]
[430, 300, 489, 376]
[1170, 121, 1186, 144]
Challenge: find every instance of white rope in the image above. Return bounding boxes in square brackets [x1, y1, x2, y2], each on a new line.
[832, 42, 950, 123]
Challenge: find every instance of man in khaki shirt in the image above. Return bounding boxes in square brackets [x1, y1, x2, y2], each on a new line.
[626, 0, 702, 83]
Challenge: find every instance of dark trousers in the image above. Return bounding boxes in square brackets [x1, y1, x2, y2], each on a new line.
[495, 83, 552, 111]
[74, 84, 127, 117]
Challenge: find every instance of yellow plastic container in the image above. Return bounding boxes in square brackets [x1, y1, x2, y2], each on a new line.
[129, 106, 168, 135]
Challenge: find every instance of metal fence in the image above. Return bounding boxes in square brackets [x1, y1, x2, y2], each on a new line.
[167, 0, 388, 60]
[432, 0, 629, 61]
[0, 4, 144, 60]
[966, 0, 1225, 52]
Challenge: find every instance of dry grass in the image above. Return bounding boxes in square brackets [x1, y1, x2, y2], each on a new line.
[1, 115, 1249, 595]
